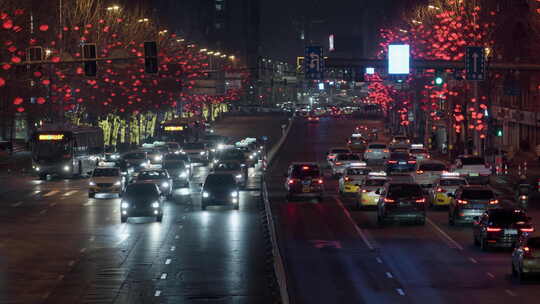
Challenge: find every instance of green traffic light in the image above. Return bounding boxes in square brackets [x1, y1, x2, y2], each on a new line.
[496, 129, 503, 137]
[435, 76, 444, 85]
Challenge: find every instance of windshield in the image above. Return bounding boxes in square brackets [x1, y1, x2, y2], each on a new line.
[220, 150, 245, 160]
[125, 184, 159, 196]
[331, 149, 350, 154]
[33, 140, 71, 160]
[390, 152, 410, 160]
[365, 179, 386, 186]
[419, 163, 447, 171]
[162, 162, 185, 169]
[462, 189, 494, 200]
[410, 149, 427, 154]
[183, 143, 205, 150]
[388, 184, 423, 198]
[347, 168, 370, 175]
[93, 168, 119, 177]
[215, 162, 241, 170]
[205, 174, 236, 187]
[124, 152, 145, 159]
[137, 170, 168, 180]
[337, 154, 361, 161]
[461, 157, 484, 165]
[164, 153, 188, 161]
[440, 179, 466, 186]
[369, 144, 386, 149]
[291, 166, 320, 178]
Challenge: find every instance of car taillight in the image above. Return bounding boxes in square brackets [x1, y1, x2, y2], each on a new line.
[524, 247, 532, 256]
[317, 179, 324, 184]
[457, 199, 468, 205]
[436, 187, 446, 193]
[348, 141, 351, 144]
[288, 179, 295, 184]
[361, 189, 368, 193]
[383, 149, 390, 153]
[520, 227, 535, 233]
[427, 155, 431, 159]
[344, 177, 350, 182]
[384, 198, 395, 203]
[415, 198, 426, 203]
[408, 160, 417, 164]
[489, 200, 499, 205]
[486, 227, 502, 232]
[416, 170, 424, 174]
[335, 162, 343, 165]
[366, 149, 373, 153]
[387, 160, 397, 164]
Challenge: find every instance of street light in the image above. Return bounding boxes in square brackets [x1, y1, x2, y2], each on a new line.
[199, 48, 207, 53]
[229, 55, 235, 61]
[428, 5, 441, 10]
[214, 52, 221, 56]
[207, 51, 214, 55]
[107, 5, 120, 11]
[138, 18, 149, 23]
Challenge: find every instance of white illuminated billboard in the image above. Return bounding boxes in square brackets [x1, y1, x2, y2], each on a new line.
[388, 44, 410, 74]
[365, 67, 375, 75]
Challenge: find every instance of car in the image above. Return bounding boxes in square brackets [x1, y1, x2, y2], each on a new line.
[122, 151, 149, 172]
[215, 148, 249, 167]
[327, 147, 352, 163]
[409, 144, 430, 160]
[135, 169, 173, 198]
[473, 208, 533, 251]
[163, 152, 192, 171]
[201, 173, 240, 210]
[162, 160, 190, 188]
[384, 152, 417, 174]
[120, 183, 164, 222]
[330, 153, 364, 176]
[182, 142, 208, 164]
[412, 160, 447, 188]
[347, 134, 368, 153]
[451, 155, 491, 184]
[390, 135, 410, 146]
[165, 142, 182, 154]
[512, 236, 540, 281]
[307, 116, 320, 122]
[338, 166, 371, 196]
[140, 145, 165, 164]
[285, 163, 324, 201]
[213, 160, 247, 188]
[363, 143, 390, 164]
[377, 182, 427, 225]
[448, 185, 499, 225]
[358, 172, 388, 208]
[88, 167, 123, 198]
[429, 172, 468, 207]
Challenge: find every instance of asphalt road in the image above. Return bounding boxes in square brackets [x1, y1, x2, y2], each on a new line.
[0, 114, 285, 304]
[266, 116, 540, 304]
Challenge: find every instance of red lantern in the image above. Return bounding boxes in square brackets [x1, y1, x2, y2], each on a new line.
[13, 97, 23, 105]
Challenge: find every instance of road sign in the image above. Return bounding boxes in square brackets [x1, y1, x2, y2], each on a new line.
[465, 47, 486, 81]
[305, 46, 324, 80]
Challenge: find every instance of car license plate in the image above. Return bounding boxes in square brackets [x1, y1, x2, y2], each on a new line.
[469, 173, 479, 177]
[504, 229, 518, 235]
[399, 161, 406, 165]
[302, 186, 310, 192]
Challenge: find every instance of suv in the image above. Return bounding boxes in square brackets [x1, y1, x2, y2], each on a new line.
[412, 160, 447, 188]
[451, 155, 491, 184]
[377, 182, 426, 225]
[285, 163, 324, 201]
[201, 173, 240, 210]
[363, 143, 390, 164]
[448, 185, 498, 225]
[473, 208, 533, 251]
[512, 236, 540, 281]
[384, 152, 416, 174]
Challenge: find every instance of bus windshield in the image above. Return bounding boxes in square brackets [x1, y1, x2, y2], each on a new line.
[33, 140, 71, 161]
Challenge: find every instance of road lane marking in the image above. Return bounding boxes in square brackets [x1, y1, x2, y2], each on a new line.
[426, 218, 464, 251]
[89, 236, 95, 242]
[41, 292, 51, 299]
[39, 209, 47, 215]
[505, 289, 517, 297]
[396, 288, 405, 296]
[80, 248, 86, 253]
[49, 202, 57, 207]
[83, 201, 93, 206]
[154, 290, 161, 297]
[68, 260, 75, 267]
[165, 258, 172, 265]
[11, 201, 23, 207]
[43, 190, 59, 197]
[57, 275, 64, 281]
[333, 197, 375, 250]
[469, 257, 478, 264]
[175, 235, 179, 239]
[160, 273, 167, 280]
[170, 246, 176, 251]
[486, 272, 495, 279]
[64, 190, 77, 196]
[376, 257, 383, 264]
[386, 272, 393, 278]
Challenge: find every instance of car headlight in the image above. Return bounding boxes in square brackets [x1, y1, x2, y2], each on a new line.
[235, 174, 242, 179]
[140, 162, 148, 167]
[249, 155, 254, 160]
[154, 155, 162, 161]
[180, 171, 188, 178]
[231, 191, 239, 197]
[211, 148, 216, 152]
[121, 202, 129, 208]
[217, 144, 225, 150]
[35, 166, 40, 171]
[152, 201, 160, 208]
[111, 154, 120, 159]
[114, 181, 121, 186]
[89, 181, 96, 186]
[161, 182, 169, 188]
[63, 165, 70, 172]
[213, 159, 219, 164]
[241, 163, 246, 167]
[202, 191, 209, 198]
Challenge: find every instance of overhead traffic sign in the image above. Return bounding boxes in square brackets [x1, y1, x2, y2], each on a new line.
[304, 46, 324, 80]
[465, 46, 486, 81]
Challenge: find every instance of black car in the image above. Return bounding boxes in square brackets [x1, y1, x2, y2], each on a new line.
[163, 152, 192, 168]
[162, 160, 190, 188]
[473, 208, 533, 251]
[201, 173, 240, 210]
[285, 163, 324, 201]
[377, 182, 426, 225]
[120, 183, 164, 222]
[384, 152, 417, 173]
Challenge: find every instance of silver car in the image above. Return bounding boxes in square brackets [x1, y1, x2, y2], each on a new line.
[364, 143, 390, 164]
[331, 153, 364, 176]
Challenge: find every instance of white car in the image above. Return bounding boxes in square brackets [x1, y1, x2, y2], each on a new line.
[412, 160, 448, 187]
[331, 154, 364, 176]
[391, 135, 410, 146]
[327, 147, 352, 164]
[182, 142, 208, 164]
[363, 143, 390, 163]
[88, 167, 124, 198]
[451, 155, 491, 184]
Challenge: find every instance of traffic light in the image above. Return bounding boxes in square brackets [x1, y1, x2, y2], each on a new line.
[144, 41, 158, 74]
[434, 70, 444, 86]
[496, 128, 503, 137]
[82, 43, 97, 77]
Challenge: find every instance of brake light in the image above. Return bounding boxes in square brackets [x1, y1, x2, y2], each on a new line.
[520, 227, 535, 233]
[415, 198, 426, 203]
[524, 246, 531, 253]
[427, 155, 431, 159]
[387, 160, 397, 164]
[317, 179, 324, 184]
[436, 187, 446, 193]
[288, 179, 295, 184]
[416, 170, 424, 174]
[486, 227, 502, 232]
[344, 177, 350, 182]
[348, 141, 351, 144]
[457, 199, 468, 205]
[383, 149, 390, 153]
[366, 149, 373, 153]
[489, 200, 499, 205]
[361, 189, 368, 193]
[384, 198, 395, 203]
[408, 160, 417, 164]
[302, 166, 310, 170]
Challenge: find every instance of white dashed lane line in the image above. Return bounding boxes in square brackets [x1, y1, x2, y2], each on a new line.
[165, 258, 172, 265]
[43, 190, 59, 197]
[396, 288, 405, 296]
[486, 272, 495, 279]
[154, 290, 161, 297]
[505, 289, 517, 297]
[11, 201, 23, 207]
[160, 273, 167, 280]
[64, 190, 78, 196]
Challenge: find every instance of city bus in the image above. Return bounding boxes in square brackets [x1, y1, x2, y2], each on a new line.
[159, 117, 202, 143]
[31, 125, 104, 179]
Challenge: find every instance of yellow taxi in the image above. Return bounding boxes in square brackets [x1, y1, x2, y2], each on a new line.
[338, 166, 371, 196]
[357, 172, 388, 208]
[429, 172, 468, 207]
